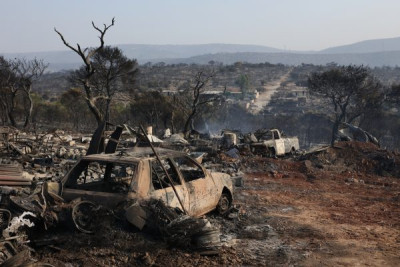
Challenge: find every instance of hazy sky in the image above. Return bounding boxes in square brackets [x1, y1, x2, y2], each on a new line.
[1, 0, 400, 53]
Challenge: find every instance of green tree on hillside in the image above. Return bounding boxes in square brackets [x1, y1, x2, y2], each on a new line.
[235, 74, 250, 96]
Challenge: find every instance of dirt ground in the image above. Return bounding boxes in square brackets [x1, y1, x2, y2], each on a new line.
[30, 142, 400, 266]
[232, 142, 400, 266]
[237, 169, 399, 266]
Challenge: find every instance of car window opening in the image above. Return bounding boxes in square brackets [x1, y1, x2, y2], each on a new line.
[69, 160, 137, 193]
[151, 159, 181, 190]
[174, 156, 205, 182]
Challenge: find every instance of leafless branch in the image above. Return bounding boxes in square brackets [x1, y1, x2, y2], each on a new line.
[54, 28, 80, 55]
[54, 18, 116, 125]
[54, 18, 115, 68]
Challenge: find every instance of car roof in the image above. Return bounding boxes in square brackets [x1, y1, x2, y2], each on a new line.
[81, 147, 187, 163]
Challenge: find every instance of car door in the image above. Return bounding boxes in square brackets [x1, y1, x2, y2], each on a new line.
[148, 158, 190, 213]
[273, 131, 285, 155]
[172, 156, 219, 216]
[62, 160, 137, 208]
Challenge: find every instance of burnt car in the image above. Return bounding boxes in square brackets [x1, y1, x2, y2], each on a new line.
[48, 147, 233, 227]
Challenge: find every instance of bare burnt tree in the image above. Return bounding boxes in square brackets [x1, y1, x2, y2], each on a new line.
[177, 70, 220, 135]
[15, 58, 48, 127]
[308, 65, 384, 146]
[0, 57, 47, 127]
[0, 56, 18, 126]
[55, 18, 115, 126]
[70, 46, 138, 127]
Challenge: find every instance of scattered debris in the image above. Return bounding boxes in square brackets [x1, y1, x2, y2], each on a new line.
[2, 212, 36, 238]
[0, 123, 398, 266]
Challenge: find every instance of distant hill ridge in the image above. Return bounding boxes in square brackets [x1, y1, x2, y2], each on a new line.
[2, 38, 400, 71]
[162, 51, 400, 67]
[320, 36, 400, 54]
[117, 43, 283, 60]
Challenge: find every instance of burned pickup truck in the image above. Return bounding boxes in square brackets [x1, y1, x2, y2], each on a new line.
[46, 147, 233, 229]
[250, 129, 300, 157]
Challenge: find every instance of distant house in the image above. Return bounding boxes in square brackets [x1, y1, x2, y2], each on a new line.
[161, 89, 177, 96]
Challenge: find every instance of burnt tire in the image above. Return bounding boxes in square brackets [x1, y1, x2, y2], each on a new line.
[216, 193, 231, 215]
[267, 148, 276, 158]
[71, 201, 98, 234]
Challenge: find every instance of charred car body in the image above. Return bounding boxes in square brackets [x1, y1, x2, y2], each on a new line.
[47, 147, 233, 229]
[250, 129, 300, 157]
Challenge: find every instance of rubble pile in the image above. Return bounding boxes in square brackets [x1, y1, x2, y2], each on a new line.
[301, 141, 400, 177]
[0, 125, 244, 265]
[0, 128, 90, 188]
[238, 140, 400, 185]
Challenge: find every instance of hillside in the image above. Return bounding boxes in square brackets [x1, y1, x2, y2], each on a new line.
[320, 36, 400, 54]
[3, 37, 400, 71]
[117, 43, 284, 60]
[2, 44, 284, 71]
[163, 51, 400, 67]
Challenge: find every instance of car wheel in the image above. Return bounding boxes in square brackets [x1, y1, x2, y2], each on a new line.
[71, 201, 99, 234]
[267, 148, 276, 158]
[217, 193, 231, 215]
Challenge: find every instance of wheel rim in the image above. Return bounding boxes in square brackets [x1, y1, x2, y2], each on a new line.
[72, 201, 97, 234]
[218, 195, 230, 214]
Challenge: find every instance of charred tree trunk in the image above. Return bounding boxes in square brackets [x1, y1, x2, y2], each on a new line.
[171, 111, 176, 134]
[23, 89, 33, 128]
[86, 97, 103, 126]
[104, 98, 111, 130]
[0, 98, 9, 126]
[331, 120, 339, 147]
[183, 109, 196, 136]
[8, 111, 16, 127]
[331, 112, 346, 147]
[7, 91, 17, 127]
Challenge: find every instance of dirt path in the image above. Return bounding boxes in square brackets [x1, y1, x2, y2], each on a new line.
[250, 68, 292, 114]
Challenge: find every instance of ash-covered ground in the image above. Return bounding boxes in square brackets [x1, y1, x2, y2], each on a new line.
[17, 141, 398, 266]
